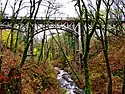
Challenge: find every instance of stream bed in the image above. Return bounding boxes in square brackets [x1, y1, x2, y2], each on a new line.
[55, 67, 85, 94]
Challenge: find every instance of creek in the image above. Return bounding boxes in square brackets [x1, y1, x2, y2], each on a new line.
[55, 67, 85, 94]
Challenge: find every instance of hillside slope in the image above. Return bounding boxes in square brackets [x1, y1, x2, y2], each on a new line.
[0, 48, 61, 94]
[89, 36, 125, 94]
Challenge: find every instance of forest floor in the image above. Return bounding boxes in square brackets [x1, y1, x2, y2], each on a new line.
[54, 35, 125, 94]
[0, 35, 125, 94]
[0, 48, 62, 94]
[88, 35, 124, 94]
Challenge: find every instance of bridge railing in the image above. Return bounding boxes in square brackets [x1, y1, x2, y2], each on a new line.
[4, 16, 76, 21]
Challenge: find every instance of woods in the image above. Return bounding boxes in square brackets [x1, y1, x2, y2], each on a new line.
[0, 0, 125, 94]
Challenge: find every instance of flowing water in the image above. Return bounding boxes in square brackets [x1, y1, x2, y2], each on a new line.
[55, 67, 85, 94]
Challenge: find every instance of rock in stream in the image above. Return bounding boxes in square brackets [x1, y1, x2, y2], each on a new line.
[55, 67, 85, 94]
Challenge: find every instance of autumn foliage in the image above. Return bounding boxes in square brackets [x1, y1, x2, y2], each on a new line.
[0, 48, 61, 94]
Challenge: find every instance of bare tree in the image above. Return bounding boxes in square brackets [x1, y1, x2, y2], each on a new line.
[37, 0, 62, 64]
[74, 0, 101, 93]
[94, 0, 114, 93]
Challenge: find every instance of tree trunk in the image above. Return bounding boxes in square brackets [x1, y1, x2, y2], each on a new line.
[103, 49, 112, 94]
[37, 31, 45, 65]
[29, 24, 34, 61]
[0, 33, 2, 72]
[122, 65, 125, 94]
[10, 26, 14, 49]
[83, 38, 91, 94]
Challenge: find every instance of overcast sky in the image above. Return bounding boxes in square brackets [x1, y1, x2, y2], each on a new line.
[0, 0, 97, 17]
[0, 0, 77, 17]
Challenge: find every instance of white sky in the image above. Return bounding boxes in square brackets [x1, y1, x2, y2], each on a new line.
[0, 0, 98, 18]
[0, 0, 78, 17]
[3, 0, 122, 18]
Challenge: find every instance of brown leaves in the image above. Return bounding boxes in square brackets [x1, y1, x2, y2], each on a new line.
[88, 36, 125, 93]
[0, 48, 61, 94]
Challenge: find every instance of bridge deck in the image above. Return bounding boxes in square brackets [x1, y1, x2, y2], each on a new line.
[1, 17, 77, 24]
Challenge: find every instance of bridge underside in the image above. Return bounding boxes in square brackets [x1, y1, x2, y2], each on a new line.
[0, 18, 81, 61]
